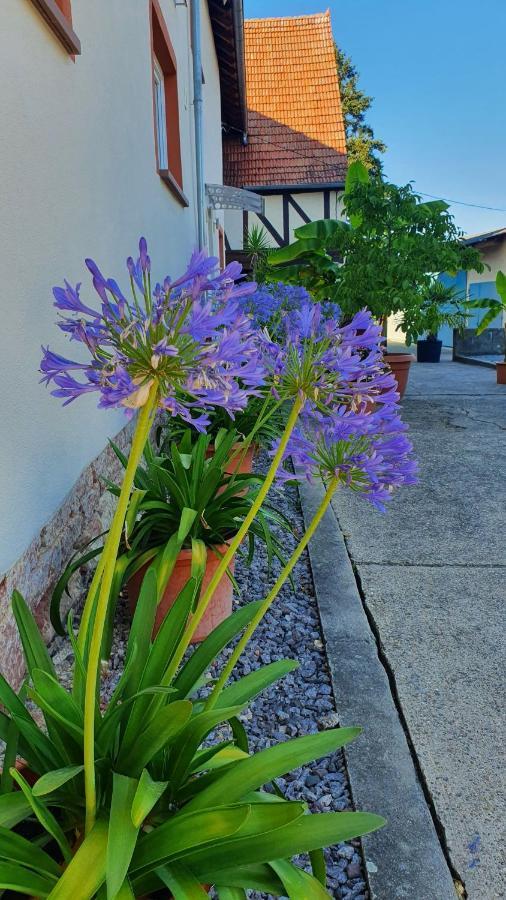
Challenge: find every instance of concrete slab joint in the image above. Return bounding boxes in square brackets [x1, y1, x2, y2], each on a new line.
[297, 476, 458, 900]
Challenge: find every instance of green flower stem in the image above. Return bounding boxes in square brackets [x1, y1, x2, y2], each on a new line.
[77, 556, 105, 656]
[205, 476, 339, 710]
[83, 383, 158, 835]
[229, 397, 284, 475]
[162, 395, 304, 685]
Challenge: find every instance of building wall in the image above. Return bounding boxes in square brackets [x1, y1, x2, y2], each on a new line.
[467, 238, 506, 288]
[388, 238, 506, 347]
[0, 0, 223, 576]
[225, 189, 344, 249]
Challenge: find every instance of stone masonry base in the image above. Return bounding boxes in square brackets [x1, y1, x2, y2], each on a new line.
[0, 422, 133, 687]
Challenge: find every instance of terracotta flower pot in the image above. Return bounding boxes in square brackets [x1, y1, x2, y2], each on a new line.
[128, 544, 235, 642]
[496, 361, 506, 384]
[206, 441, 257, 476]
[385, 352, 415, 399]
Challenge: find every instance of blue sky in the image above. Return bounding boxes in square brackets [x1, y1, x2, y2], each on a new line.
[244, 0, 506, 236]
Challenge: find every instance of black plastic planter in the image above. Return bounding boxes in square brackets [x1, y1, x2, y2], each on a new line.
[417, 339, 442, 363]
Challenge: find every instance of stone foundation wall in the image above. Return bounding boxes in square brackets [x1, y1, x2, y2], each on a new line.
[0, 422, 133, 687]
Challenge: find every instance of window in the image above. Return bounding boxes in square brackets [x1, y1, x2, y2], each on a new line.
[150, 0, 187, 206]
[30, 0, 80, 55]
[153, 57, 168, 170]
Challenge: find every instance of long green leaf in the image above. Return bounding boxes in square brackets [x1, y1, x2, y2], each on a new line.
[130, 805, 250, 875]
[187, 811, 385, 876]
[0, 863, 57, 896]
[184, 728, 362, 811]
[119, 579, 195, 750]
[0, 793, 31, 828]
[107, 774, 139, 900]
[270, 858, 331, 898]
[156, 862, 209, 898]
[120, 567, 158, 701]
[9, 768, 72, 863]
[188, 863, 284, 895]
[215, 660, 299, 709]
[131, 769, 168, 828]
[33, 765, 84, 797]
[169, 706, 243, 790]
[49, 545, 103, 636]
[0, 824, 61, 877]
[12, 590, 56, 679]
[0, 691, 22, 794]
[117, 701, 192, 775]
[216, 887, 246, 900]
[31, 669, 83, 737]
[46, 819, 108, 900]
[309, 847, 327, 886]
[173, 600, 264, 699]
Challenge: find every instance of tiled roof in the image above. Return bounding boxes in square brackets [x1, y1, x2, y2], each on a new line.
[223, 11, 347, 188]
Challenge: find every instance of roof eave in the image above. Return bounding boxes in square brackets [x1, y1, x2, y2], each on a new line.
[208, 0, 247, 135]
[242, 180, 346, 194]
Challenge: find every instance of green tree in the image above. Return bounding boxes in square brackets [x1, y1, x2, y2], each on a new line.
[335, 45, 386, 176]
[267, 162, 484, 343]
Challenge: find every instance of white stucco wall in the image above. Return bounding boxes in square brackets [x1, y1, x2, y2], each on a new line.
[224, 190, 344, 249]
[0, 0, 223, 572]
[466, 239, 506, 287]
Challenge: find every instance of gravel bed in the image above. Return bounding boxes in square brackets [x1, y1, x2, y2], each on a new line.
[49, 453, 369, 899]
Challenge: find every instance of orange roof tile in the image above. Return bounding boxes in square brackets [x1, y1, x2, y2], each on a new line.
[223, 11, 347, 188]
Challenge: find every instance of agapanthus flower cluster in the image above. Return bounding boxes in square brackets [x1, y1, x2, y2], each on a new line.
[40, 239, 263, 429]
[237, 281, 340, 332]
[265, 303, 418, 508]
[261, 303, 396, 409]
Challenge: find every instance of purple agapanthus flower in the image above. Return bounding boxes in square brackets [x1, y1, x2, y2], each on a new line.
[262, 304, 417, 507]
[41, 238, 265, 425]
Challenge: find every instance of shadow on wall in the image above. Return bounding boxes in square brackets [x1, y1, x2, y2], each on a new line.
[223, 110, 347, 188]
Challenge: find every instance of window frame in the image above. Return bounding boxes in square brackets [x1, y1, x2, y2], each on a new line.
[153, 56, 169, 171]
[29, 0, 80, 55]
[150, 0, 188, 206]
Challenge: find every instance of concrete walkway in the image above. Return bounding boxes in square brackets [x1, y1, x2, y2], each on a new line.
[326, 352, 506, 899]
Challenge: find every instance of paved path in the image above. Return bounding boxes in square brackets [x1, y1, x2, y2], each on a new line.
[330, 352, 506, 899]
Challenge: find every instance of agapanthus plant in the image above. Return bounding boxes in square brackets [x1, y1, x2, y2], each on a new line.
[40, 239, 264, 835]
[32, 239, 416, 879]
[42, 240, 262, 425]
[202, 302, 418, 708]
[236, 280, 340, 334]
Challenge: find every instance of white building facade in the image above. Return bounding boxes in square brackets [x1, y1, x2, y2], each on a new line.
[0, 0, 247, 678]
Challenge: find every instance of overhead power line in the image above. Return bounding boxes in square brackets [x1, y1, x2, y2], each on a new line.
[416, 191, 506, 214]
[235, 132, 506, 214]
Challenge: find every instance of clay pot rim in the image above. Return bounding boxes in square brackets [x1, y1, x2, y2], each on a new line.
[205, 440, 258, 454]
[384, 352, 416, 363]
[169, 542, 232, 561]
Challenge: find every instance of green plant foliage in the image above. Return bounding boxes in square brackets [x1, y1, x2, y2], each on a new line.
[51, 428, 292, 638]
[243, 224, 272, 283]
[158, 396, 288, 455]
[464, 269, 506, 359]
[335, 45, 386, 176]
[0, 591, 384, 897]
[268, 161, 484, 331]
[400, 278, 469, 345]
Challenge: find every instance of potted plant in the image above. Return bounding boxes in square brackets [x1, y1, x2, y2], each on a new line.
[465, 270, 506, 384]
[52, 427, 292, 645]
[0, 587, 385, 898]
[267, 162, 484, 397]
[25, 238, 418, 895]
[400, 279, 469, 363]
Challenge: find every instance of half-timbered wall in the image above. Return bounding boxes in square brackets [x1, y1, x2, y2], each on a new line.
[225, 188, 345, 250]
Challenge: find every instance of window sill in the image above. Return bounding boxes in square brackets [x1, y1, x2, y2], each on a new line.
[158, 169, 189, 207]
[30, 0, 81, 55]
